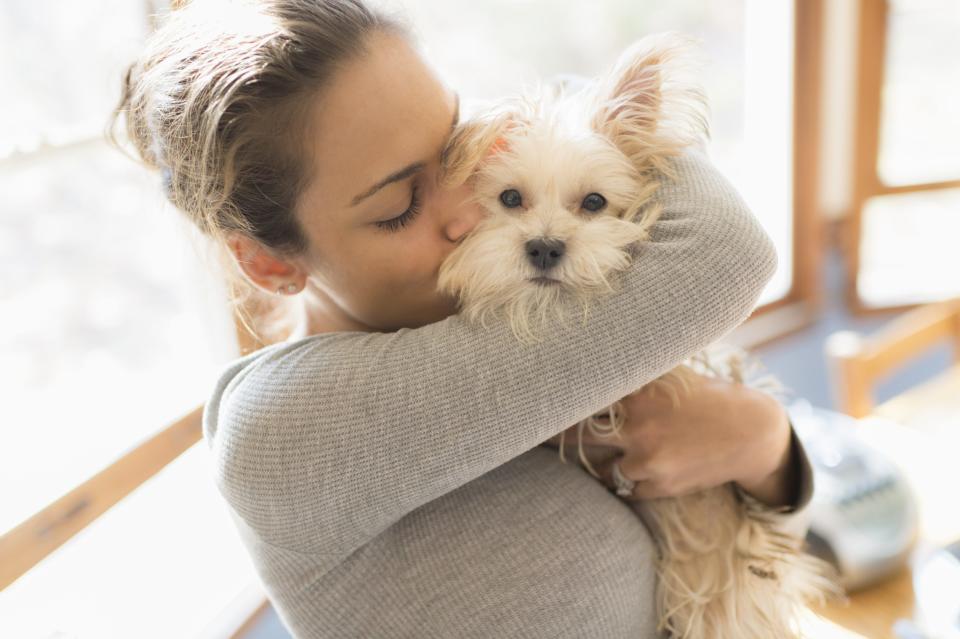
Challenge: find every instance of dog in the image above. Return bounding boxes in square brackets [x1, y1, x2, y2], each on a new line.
[435, 31, 839, 639]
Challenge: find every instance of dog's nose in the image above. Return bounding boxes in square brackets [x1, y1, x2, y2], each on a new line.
[524, 238, 566, 271]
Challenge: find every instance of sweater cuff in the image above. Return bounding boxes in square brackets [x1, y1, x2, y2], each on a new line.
[785, 419, 815, 513]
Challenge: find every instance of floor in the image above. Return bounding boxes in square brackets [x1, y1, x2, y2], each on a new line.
[239, 247, 953, 639]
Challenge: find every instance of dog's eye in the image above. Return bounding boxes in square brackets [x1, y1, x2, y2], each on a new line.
[582, 193, 607, 213]
[499, 189, 522, 208]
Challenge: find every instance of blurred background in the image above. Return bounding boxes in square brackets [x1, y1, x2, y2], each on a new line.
[1, 1, 958, 638]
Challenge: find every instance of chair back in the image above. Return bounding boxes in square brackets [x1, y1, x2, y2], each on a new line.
[825, 297, 960, 417]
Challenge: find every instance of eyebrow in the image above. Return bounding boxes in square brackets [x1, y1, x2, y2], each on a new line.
[350, 92, 461, 207]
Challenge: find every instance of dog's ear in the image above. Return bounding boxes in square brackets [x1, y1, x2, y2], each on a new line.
[438, 102, 530, 188]
[589, 32, 710, 169]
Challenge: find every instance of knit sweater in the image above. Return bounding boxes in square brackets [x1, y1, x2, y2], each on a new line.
[201, 146, 814, 638]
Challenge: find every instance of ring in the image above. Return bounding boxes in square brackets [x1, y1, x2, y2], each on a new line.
[611, 460, 636, 498]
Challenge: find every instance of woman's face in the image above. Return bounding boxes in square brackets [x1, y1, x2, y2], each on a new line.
[292, 30, 486, 333]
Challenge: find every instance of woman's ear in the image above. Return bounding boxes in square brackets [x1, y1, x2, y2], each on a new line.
[226, 231, 305, 295]
[589, 32, 710, 169]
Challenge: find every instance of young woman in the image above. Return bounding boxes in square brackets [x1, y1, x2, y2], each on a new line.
[111, 1, 813, 636]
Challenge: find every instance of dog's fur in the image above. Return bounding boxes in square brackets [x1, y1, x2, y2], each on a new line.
[436, 32, 839, 638]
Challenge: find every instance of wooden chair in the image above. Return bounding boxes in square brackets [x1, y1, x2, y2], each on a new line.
[825, 297, 960, 417]
[0, 310, 271, 637]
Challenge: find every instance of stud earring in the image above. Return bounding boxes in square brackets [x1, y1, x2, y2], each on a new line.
[276, 282, 299, 295]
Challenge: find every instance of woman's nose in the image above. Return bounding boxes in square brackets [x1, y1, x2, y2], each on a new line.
[439, 181, 485, 242]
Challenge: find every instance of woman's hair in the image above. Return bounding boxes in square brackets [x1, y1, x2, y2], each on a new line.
[107, 0, 412, 348]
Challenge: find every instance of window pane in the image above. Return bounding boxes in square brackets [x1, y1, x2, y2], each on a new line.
[857, 188, 960, 307]
[878, 0, 960, 186]
[0, 139, 239, 533]
[0, 2, 150, 156]
[0, 446, 261, 639]
[399, 0, 795, 305]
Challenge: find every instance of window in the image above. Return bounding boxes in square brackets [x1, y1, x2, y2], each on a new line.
[848, 0, 960, 311]
[1, 2, 250, 637]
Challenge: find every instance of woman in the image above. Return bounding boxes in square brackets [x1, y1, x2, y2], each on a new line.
[111, 1, 813, 637]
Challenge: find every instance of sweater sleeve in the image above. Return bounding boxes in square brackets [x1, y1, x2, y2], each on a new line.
[201, 145, 779, 557]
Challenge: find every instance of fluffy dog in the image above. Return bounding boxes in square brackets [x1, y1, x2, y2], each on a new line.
[436, 32, 839, 639]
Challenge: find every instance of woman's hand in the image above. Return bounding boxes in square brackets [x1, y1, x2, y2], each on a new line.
[542, 372, 798, 508]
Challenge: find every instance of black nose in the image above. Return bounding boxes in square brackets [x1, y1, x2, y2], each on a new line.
[524, 238, 566, 271]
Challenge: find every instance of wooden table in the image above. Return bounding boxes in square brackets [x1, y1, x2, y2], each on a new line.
[801, 365, 960, 638]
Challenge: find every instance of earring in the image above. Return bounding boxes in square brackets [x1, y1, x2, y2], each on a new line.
[276, 282, 299, 295]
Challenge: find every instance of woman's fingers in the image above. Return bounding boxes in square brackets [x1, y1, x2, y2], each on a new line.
[593, 454, 621, 488]
[593, 454, 666, 500]
[594, 453, 703, 500]
[554, 420, 627, 449]
[621, 383, 680, 415]
[574, 429, 626, 448]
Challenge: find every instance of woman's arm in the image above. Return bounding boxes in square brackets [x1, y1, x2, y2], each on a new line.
[740, 417, 816, 539]
[735, 395, 801, 508]
[202, 145, 778, 557]
[546, 376, 813, 508]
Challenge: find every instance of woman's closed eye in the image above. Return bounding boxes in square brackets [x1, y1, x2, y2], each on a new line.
[375, 183, 423, 233]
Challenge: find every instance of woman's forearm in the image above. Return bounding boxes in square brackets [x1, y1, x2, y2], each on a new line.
[734, 397, 798, 508]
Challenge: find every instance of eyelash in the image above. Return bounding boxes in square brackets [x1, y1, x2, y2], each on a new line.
[375, 184, 423, 233]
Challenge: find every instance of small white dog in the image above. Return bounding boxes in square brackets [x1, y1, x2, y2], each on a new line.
[436, 32, 839, 639]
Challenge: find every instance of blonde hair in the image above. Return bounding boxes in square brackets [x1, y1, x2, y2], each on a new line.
[107, 0, 412, 348]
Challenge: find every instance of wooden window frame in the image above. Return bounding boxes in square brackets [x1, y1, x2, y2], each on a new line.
[843, 0, 960, 316]
[732, 0, 828, 349]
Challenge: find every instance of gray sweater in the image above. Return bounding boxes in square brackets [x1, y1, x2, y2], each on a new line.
[201, 146, 814, 638]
